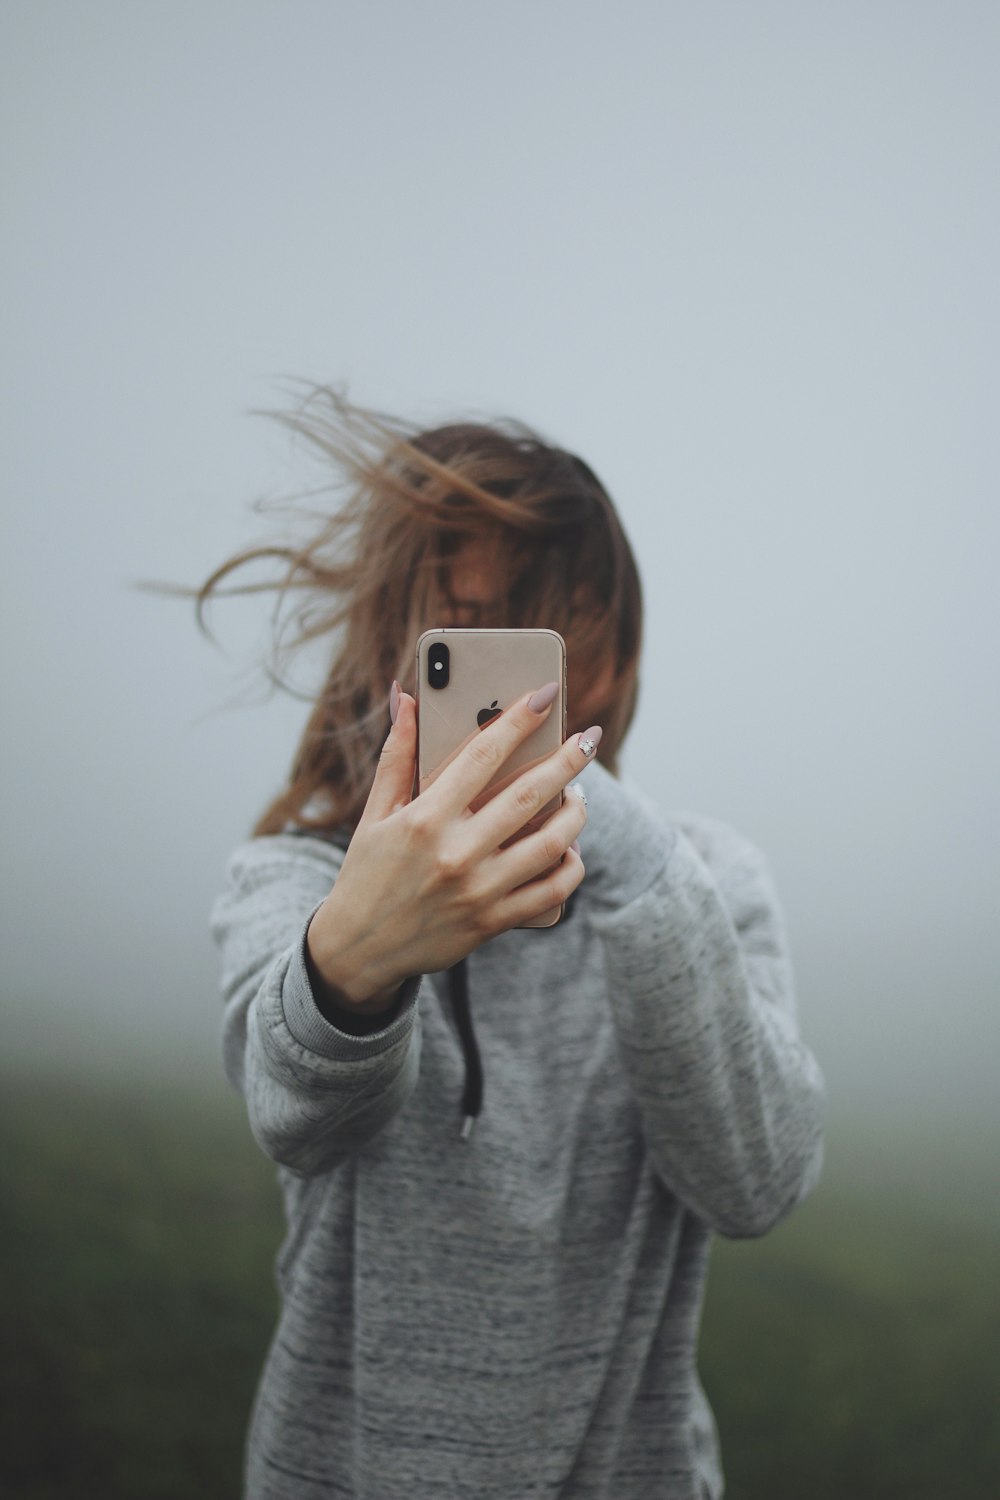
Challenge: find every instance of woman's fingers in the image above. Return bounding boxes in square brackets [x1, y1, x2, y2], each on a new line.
[469, 727, 599, 856]
[362, 685, 417, 823]
[484, 785, 588, 896]
[489, 844, 586, 933]
[424, 685, 562, 819]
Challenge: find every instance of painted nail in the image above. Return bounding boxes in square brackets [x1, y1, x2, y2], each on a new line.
[570, 838, 581, 855]
[577, 725, 603, 757]
[389, 680, 400, 724]
[527, 681, 559, 713]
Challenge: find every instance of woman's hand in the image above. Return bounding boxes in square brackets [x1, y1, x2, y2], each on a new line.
[306, 683, 598, 1016]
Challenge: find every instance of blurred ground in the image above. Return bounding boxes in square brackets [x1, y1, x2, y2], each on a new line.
[1, 1060, 997, 1499]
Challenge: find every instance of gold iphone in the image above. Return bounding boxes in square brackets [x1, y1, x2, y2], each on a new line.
[415, 628, 568, 928]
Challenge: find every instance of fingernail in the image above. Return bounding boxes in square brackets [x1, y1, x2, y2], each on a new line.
[577, 725, 603, 757]
[389, 680, 400, 724]
[570, 838, 581, 855]
[527, 681, 559, 713]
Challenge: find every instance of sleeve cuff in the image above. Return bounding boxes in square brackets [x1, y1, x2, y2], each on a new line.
[282, 916, 422, 1060]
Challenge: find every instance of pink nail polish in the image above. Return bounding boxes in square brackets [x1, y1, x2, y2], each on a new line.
[389, 680, 400, 724]
[577, 725, 603, 757]
[570, 838, 581, 855]
[527, 681, 559, 713]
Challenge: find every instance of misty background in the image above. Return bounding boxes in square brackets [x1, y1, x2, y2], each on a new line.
[2, 1, 998, 1152]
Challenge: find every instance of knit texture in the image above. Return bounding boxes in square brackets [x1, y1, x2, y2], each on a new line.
[211, 759, 825, 1499]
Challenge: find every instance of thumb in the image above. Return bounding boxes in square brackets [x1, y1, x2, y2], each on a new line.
[363, 684, 417, 822]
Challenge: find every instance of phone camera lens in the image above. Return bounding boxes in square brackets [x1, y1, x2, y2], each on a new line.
[428, 642, 450, 689]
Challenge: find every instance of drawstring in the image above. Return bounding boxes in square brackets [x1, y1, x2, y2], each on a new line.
[447, 956, 482, 1140]
[444, 894, 576, 1141]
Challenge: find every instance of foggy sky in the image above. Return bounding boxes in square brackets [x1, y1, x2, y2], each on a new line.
[2, 2, 998, 1128]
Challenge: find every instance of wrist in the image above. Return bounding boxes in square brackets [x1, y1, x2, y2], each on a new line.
[306, 905, 401, 1015]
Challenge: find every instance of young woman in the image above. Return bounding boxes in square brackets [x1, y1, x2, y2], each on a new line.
[207, 387, 825, 1500]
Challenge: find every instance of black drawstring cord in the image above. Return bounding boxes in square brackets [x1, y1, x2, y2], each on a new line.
[444, 896, 578, 1140]
[447, 956, 482, 1140]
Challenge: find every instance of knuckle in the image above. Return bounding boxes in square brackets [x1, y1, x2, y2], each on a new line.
[432, 843, 466, 883]
[374, 743, 399, 780]
[406, 799, 434, 839]
[559, 858, 584, 900]
[541, 828, 565, 866]
[513, 778, 541, 817]
[467, 733, 502, 773]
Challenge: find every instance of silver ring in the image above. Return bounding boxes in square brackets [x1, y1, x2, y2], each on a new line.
[569, 782, 587, 808]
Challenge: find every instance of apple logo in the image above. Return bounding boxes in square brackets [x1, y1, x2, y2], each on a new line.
[477, 699, 501, 728]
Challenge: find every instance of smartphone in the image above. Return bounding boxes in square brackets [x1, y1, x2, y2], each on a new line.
[415, 627, 568, 928]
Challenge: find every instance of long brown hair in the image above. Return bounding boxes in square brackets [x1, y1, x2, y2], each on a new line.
[196, 384, 643, 836]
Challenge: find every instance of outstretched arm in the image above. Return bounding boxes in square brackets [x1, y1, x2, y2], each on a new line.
[582, 763, 825, 1238]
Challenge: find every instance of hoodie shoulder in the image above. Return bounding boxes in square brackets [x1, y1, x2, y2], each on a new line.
[666, 809, 767, 875]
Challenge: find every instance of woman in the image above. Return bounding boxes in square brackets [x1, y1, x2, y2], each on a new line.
[207, 386, 825, 1499]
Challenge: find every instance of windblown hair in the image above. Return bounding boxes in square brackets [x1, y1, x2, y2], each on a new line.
[196, 385, 643, 836]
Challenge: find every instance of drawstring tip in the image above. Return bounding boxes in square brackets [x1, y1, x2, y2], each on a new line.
[460, 1115, 475, 1141]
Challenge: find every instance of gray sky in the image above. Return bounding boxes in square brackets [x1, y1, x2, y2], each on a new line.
[2, 2, 997, 1131]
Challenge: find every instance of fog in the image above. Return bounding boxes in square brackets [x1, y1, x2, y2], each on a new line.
[2, 2, 997, 1135]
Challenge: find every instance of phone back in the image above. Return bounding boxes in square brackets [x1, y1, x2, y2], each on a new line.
[416, 628, 567, 926]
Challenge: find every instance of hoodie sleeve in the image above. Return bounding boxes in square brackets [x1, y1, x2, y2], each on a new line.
[210, 834, 422, 1177]
[580, 762, 825, 1239]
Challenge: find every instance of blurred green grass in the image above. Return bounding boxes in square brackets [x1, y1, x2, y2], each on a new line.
[1, 1061, 997, 1499]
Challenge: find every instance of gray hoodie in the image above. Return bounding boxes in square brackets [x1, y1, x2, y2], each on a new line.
[211, 758, 825, 1499]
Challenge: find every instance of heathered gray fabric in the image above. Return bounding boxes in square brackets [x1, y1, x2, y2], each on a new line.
[212, 759, 825, 1500]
